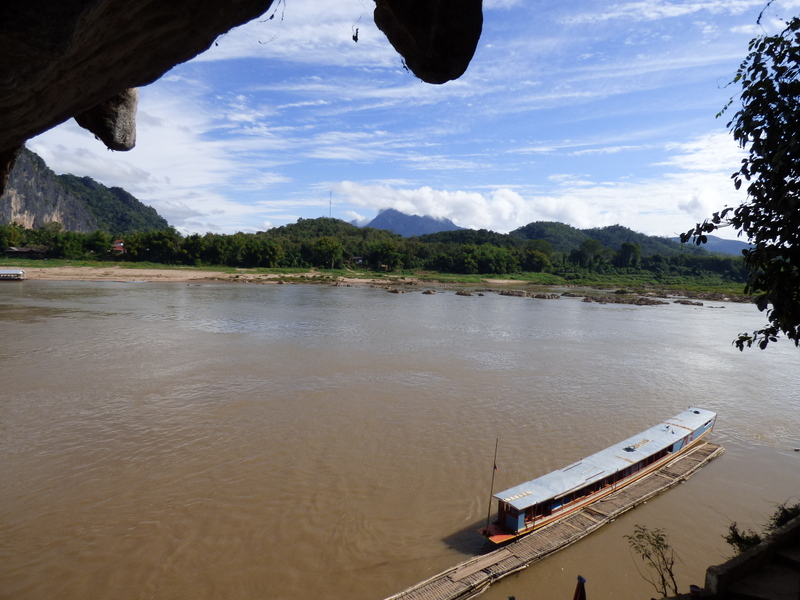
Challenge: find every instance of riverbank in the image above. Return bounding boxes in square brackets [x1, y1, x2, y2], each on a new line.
[4, 264, 754, 303]
[11, 265, 409, 287]
[15, 265, 232, 282]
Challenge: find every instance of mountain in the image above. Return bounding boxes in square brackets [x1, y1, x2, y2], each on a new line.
[1, 149, 99, 232]
[670, 234, 751, 256]
[365, 208, 463, 237]
[416, 228, 520, 247]
[510, 221, 707, 256]
[1, 148, 169, 234]
[56, 174, 168, 234]
[509, 221, 589, 253]
[265, 216, 378, 239]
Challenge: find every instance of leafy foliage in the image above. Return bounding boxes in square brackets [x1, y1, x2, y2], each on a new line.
[625, 525, 680, 598]
[510, 221, 589, 253]
[56, 174, 168, 234]
[1, 217, 749, 288]
[419, 228, 522, 248]
[682, 12, 800, 349]
[724, 522, 764, 554]
[725, 501, 800, 554]
[512, 221, 703, 256]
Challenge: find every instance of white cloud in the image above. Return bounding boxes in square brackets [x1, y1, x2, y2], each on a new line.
[195, 0, 398, 68]
[19, 0, 764, 243]
[484, 0, 525, 8]
[334, 130, 747, 238]
[564, 0, 766, 24]
[28, 82, 299, 234]
[660, 130, 743, 172]
[570, 145, 645, 156]
[343, 210, 369, 225]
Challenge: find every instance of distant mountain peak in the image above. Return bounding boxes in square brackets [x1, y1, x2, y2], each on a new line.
[365, 208, 463, 237]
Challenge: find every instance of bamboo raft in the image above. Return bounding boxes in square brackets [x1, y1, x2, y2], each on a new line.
[383, 441, 724, 600]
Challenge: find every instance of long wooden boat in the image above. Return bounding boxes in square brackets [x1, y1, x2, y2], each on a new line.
[0, 269, 26, 281]
[480, 407, 717, 544]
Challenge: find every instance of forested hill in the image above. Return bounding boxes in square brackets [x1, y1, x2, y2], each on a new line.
[416, 228, 520, 247]
[57, 174, 168, 234]
[510, 221, 705, 256]
[1, 148, 168, 234]
[268, 217, 712, 259]
[263, 216, 394, 241]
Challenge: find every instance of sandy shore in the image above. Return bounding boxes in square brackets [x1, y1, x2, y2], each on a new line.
[16, 265, 235, 282]
[11, 265, 417, 287]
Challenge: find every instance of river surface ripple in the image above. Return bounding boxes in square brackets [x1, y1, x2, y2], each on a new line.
[0, 281, 798, 600]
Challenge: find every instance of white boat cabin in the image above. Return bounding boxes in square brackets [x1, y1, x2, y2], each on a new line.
[493, 408, 716, 536]
[0, 269, 26, 280]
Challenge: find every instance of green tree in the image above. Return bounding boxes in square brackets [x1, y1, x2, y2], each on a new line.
[367, 240, 403, 271]
[0, 224, 18, 249]
[520, 248, 550, 272]
[615, 242, 642, 268]
[181, 233, 207, 265]
[247, 236, 283, 268]
[84, 230, 112, 256]
[725, 501, 800, 554]
[310, 236, 344, 269]
[581, 238, 605, 266]
[625, 525, 680, 598]
[682, 12, 800, 349]
[49, 231, 83, 259]
[569, 238, 606, 268]
[124, 228, 183, 263]
[26, 221, 63, 248]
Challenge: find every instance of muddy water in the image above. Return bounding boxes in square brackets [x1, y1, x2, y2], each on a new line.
[0, 281, 797, 600]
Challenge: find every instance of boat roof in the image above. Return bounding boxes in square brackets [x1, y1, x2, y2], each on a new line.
[0, 269, 26, 274]
[495, 407, 716, 511]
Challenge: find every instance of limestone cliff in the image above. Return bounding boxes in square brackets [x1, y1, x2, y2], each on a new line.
[1, 148, 168, 234]
[1, 149, 98, 232]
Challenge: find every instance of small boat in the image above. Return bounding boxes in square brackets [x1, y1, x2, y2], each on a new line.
[480, 407, 717, 543]
[0, 269, 26, 281]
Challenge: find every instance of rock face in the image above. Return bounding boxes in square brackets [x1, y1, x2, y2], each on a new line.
[1, 148, 170, 233]
[74, 88, 139, 151]
[374, 0, 483, 84]
[582, 295, 669, 306]
[0, 0, 484, 193]
[1, 150, 99, 232]
[366, 208, 464, 237]
[0, 1, 275, 158]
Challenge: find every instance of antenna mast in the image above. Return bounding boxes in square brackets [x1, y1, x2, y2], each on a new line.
[484, 438, 499, 535]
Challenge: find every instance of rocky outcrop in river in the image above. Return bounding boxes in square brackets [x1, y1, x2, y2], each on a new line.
[582, 296, 669, 306]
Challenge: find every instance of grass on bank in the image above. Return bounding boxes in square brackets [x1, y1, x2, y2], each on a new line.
[0, 258, 312, 275]
[0, 258, 751, 296]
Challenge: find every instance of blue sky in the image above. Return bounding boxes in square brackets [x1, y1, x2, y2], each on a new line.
[29, 0, 796, 238]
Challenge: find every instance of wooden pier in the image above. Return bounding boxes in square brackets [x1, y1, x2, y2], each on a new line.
[384, 441, 724, 600]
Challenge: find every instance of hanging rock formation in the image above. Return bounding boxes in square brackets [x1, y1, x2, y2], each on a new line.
[374, 0, 483, 84]
[73, 88, 139, 152]
[0, 0, 483, 194]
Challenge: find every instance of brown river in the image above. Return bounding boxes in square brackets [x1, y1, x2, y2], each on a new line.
[1, 281, 798, 600]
